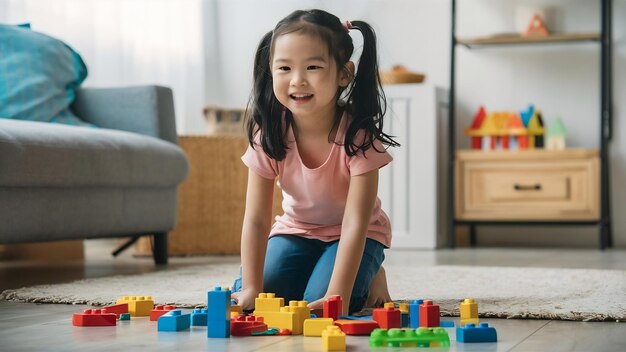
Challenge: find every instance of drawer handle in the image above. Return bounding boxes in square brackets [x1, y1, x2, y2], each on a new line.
[514, 184, 542, 191]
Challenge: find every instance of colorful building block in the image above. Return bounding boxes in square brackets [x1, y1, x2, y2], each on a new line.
[191, 308, 208, 326]
[207, 286, 231, 338]
[277, 328, 291, 335]
[255, 293, 284, 312]
[150, 305, 176, 321]
[369, 327, 450, 348]
[72, 309, 116, 327]
[254, 307, 296, 333]
[252, 328, 279, 336]
[303, 318, 334, 336]
[440, 320, 455, 328]
[231, 315, 268, 336]
[409, 299, 423, 328]
[115, 296, 154, 316]
[158, 310, 190, 332]
[101, 303, 128, 318]
[287, 300, 310, 335]
[460, 298, 479, 327]
[119, 313, 131, 321]
[322, 325, 346, 351]
[230, 300, 243, 316]
[419, 300, 440, 328]
[323, 295, 342, 321]
[398, 303, 410, 328]
[456, 323, 497, 343]
[334, 319, 379, 335]
[372, 305, 401, 329]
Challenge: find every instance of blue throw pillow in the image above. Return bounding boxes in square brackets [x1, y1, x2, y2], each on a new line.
[0, 24, 93, 126]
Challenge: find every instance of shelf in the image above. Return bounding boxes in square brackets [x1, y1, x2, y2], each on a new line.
[456, 32, 600, 48]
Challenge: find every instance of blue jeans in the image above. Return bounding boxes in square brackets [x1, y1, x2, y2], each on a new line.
[233, 234, 385, 314]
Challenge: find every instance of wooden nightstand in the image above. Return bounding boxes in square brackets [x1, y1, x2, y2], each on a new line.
[455, 149, 599, 221]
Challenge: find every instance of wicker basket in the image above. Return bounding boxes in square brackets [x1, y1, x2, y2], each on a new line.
[379, 65, 425, 84]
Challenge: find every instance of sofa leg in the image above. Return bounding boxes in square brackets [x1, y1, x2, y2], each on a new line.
[152, 232, 168, 265]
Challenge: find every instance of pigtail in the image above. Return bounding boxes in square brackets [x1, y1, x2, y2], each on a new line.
[344, 21, 400, 156]
[246, 30, 290, 160]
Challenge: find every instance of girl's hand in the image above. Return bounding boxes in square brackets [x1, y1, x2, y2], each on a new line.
[231, 287, 261, 312]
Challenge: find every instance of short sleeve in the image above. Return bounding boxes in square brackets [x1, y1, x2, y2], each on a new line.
[241, 142, 279, 179]
[348, 138, 393, 176]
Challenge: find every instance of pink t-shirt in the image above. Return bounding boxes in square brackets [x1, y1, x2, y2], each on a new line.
[241, 113, 393, 248]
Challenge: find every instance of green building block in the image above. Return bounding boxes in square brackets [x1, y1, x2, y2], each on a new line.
[119, 313, 131, 321]
[369, 327, 450, 348]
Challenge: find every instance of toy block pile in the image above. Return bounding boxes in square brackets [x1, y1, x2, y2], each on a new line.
[70, 289, 498, 348]
[466, 104, 568, 151]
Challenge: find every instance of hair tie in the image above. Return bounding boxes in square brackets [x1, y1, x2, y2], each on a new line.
[342, 20, 353, 32]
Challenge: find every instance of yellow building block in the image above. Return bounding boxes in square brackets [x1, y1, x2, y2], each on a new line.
[460, 298, 479, 327]
[287, 300, 310, 334]
[255, 293, 284, 312]
[398, 303, 409, 313]
[384, 302, 395, 309]
[322, 325, 346, 351]
[231, 304, 243, 315]
[115, 295, 154, 316]
[254, 308, 296, 333]
[304, 318, 334, 336]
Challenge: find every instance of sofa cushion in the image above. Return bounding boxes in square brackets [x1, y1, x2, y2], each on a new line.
[0, 119, 188, 187]
[0, 24, 91, 126]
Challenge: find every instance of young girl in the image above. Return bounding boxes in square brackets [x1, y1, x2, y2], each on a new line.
[232, 9, 399, 315]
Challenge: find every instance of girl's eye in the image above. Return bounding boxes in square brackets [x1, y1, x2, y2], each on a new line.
[278, 66, 290, 71]
[307, 65, 322, 70]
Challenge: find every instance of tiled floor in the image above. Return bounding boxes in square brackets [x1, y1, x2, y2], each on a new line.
[0, 241, 625, 351]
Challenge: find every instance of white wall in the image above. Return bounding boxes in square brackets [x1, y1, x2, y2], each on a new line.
[206, 0, 625, 248]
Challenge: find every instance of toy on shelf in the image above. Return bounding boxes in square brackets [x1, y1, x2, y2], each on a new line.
[466, 104, 553, 151]
[547, 117, 567, 150]
[524, 13, 549, 37]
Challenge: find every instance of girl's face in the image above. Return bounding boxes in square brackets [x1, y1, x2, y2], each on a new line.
[271, 32, 350, 121]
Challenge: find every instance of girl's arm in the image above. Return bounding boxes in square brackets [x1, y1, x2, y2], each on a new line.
[324, 168, 380, 314]
[236, 169, 275, 310]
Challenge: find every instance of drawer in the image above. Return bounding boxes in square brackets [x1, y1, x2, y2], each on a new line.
[455, 150, 599, 221]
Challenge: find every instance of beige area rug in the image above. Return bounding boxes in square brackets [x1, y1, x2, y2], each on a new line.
[1, 264, 624, 322]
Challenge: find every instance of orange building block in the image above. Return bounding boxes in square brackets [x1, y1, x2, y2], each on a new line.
[150, 305, 176, 321]
[372, 304, 401, 329]
[419, 300, 440, 328]
[72, 309, 116, 327]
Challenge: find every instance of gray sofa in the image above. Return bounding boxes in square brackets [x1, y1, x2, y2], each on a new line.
[0, 86, 188, 265]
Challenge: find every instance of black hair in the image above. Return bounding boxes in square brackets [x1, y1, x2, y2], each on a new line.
[246, 9, 399, 160]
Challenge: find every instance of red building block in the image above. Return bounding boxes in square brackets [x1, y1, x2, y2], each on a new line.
[323, 295, 342, 321]
[372, 306, 401, 329]
[334, 319, 379, 335]
[419, 300, 440, 328]
[72, 309, 116, 327]
[150, 305, 177, 321]
[231, 315, 268, 336]
[101, 303, 128, 319]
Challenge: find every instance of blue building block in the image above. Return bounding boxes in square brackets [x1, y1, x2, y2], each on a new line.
[456, 323, 497, 343]
[158, 310, 191, 332]
[440, 321, 455, 328]
[191, 308, 208, 326]
[338, 315, 373, 321]
[409, 299, 423, 329]
[401, 313, 410, 328]
[207, 286, 231, 338]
